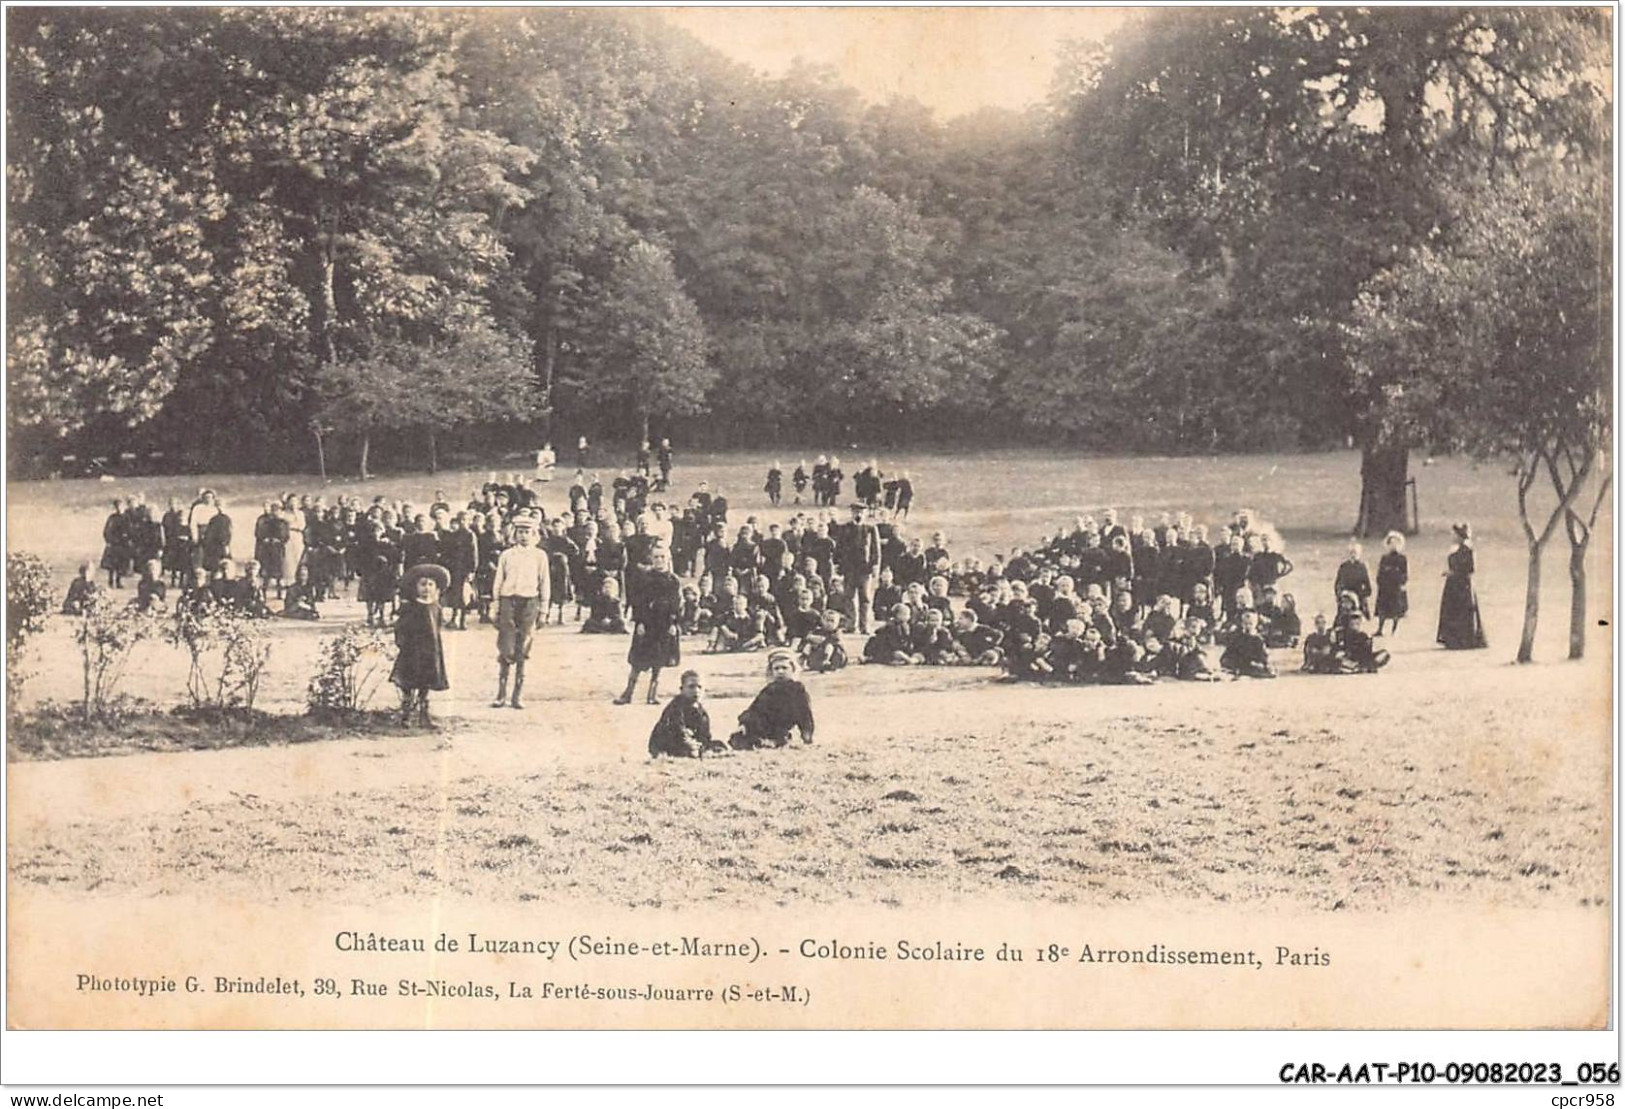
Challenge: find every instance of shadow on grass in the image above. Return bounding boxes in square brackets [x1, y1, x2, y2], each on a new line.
[8, 700, 430, 762]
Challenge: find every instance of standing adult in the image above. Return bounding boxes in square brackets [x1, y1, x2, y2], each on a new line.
[492, 510, 550, 709]
[615, 547, 682, 706]
[837, 503, 883, 634]
[535, 441, 557, 482]
[1437, 522, 1486, 650]
[282, 495, 308, 584]
[187, 488, 219, 571]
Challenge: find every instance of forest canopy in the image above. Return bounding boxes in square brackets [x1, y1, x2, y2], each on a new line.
[5, 7, 1611, 491]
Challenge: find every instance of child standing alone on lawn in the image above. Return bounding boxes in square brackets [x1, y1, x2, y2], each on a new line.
[392, 564, 450, 728]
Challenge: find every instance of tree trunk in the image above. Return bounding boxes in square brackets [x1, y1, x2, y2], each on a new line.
[317, 216, 339, 368]
[1561, 458, 1610, 662]
[358, 433, 371, 481]
[313, 427, 328, 483]
[1514, 443, 1594, 664]
[1568, 536, 1589, 660]
[639, 409, 650, 446]
[427, 428, 438, 474]
[1356, 444, 1410, 537]
[540, 321, 558, 402]
[1517, 539, 1544, 664]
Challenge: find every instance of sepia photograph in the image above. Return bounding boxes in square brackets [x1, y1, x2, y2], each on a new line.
[2, 1, 1616, 1079]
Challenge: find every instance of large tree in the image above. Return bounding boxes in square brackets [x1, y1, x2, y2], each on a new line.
[1346, 158, 1610, 661]
[574, 239, 713, 443]
[317, 320, 539, 478]
[1060, 7, 1611, 532]
[7, 9, 222, 443]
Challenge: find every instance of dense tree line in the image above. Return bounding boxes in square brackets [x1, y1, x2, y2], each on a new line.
[7, 7, 1610, 534]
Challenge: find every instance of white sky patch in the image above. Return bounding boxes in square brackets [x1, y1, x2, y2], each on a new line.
[662, 6, 1134, 118]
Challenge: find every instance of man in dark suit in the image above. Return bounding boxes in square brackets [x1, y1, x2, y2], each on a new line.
[837, 504, 883, 634]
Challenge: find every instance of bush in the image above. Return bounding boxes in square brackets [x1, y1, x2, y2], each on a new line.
[166, 599, 273, 713]
[6, 552, 57, 707]
[72, 595, 160, 721]
[307, 622, 396, 718]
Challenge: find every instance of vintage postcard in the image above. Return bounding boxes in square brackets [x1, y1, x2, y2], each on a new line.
[4, 5, 1613, 1049]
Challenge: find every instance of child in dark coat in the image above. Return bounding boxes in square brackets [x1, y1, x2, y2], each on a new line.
[1334, 540, 1374, 619]
[730, 649, 816, 749]
[581, 578, 629, 634]
[1301, 613, 1342, 674]
[392, 564, 450, 727]
[1336, 612, 1391, 673]
[648, 671, 715, 758]
[63, 561, 101, 615]
[1219, 610, 1277, 678]
[800, 608, 849, 673]
[1374, 531, 1409, 637]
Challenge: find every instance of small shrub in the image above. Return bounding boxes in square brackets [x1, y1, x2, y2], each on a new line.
[6, 552, 57, 707]
[166, 600, 273, 713]
[72, 595, 160, 721]
[306, 622, 396, 717]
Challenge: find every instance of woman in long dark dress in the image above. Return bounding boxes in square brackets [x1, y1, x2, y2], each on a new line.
[1437, 522, 1487, 649]
[615, 547, 682, 705]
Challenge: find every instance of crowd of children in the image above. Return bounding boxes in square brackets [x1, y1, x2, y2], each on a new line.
[766, 458, 914, 517]
[74, 447, 1433, 756]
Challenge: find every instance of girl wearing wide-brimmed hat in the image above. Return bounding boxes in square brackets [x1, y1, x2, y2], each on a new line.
[393, 563, 450, 728]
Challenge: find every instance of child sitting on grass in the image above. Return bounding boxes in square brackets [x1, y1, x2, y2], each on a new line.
[281, 563, 320, 620]
[678, 583, 702, 636]
[62, 561, 101, 615]
[1301, 613, 1341, 674]
[729, 649, 816, 749]
[1173, 620, 1223, 682]
[800, 608, 849, 673]
[648, 670, 717, 758]
[863, 604, 922, 665]
[912, 606, 958, 665]
[1001, 599, 1052, 680]
[581, 578, 628, 635]
[1336, 612, 1391, 673]
[711, 594, 767, 653]
[950, 610, 1004, 666]
[1043, 618, 1090, 682]
[132, 559, 168, 614]
[1258, 587, 1300, 649]
[1219, 610, 1277, 679]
